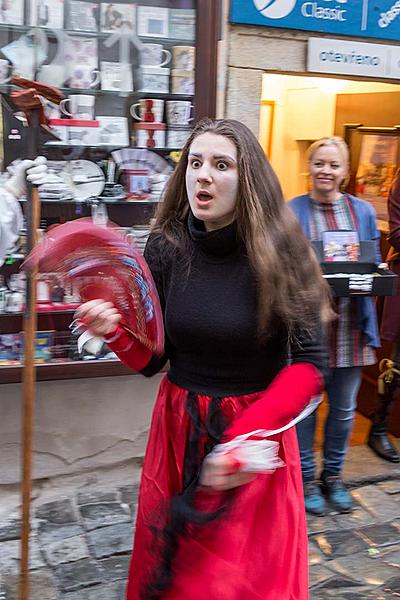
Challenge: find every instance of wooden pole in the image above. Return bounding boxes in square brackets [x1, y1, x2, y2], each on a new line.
[20, 112, 41, 600]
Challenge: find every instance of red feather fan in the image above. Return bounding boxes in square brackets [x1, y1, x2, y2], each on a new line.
[22, 218, 164, 356]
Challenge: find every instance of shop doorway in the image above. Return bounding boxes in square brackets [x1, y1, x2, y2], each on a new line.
[259, 73, 400, 208]
[259, 73, 400, 448]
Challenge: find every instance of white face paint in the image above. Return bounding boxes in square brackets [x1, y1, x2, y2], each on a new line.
[186, 132, 239, 231]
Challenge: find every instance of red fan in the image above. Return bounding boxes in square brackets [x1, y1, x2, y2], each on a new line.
[22, 218, 164, 356]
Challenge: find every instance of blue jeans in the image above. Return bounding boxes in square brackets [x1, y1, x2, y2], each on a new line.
[296, 366, 363, 481]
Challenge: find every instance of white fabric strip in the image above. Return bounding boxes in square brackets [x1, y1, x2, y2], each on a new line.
[209, 395, 322, 474]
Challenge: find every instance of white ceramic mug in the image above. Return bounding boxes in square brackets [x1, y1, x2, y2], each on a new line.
[141, 44, 172, 67]
[68, 66, 100, 90]
[172, 46, 195, 70]
[135, 127, 166, 149]
[0, 59, 11, 84]
[140, 66, 170, 93]
[167, 126, 191, 149]
[37, 64, 66, 88]
[171, 69, 195, 95]
[60, 95, 95, 120]
[130, 99, 164, 122]
[166, 100, 193, 126]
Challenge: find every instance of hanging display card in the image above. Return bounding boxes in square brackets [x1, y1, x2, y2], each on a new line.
[355, 134, 399, 223]
[29, 0, 64, 29]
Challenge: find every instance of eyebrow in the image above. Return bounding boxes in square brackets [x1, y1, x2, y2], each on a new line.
[189, 152, 237, 163]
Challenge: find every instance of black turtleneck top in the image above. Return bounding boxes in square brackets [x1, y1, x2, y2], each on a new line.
[140, 212, 327, 396]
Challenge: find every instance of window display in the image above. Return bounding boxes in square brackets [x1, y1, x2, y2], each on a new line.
[0, 0, 215, 383]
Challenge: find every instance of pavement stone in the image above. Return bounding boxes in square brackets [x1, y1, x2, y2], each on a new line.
[3, 569, 59, 600]
[80, 502, 131, 531]
[0, 538, 45, 571]
[35, 499, 78, 525]
[312, 529, 369, 558]
[54, 558, 104, 592]
[38, 522, 85, 546]
[351, 485, 400, 522]
[309, 564, 334, 587]
[357, 523, 400, 547]
[328, 550, 400, 588]
[43, 535, 90, 567]
[119, 484, 139, 507]
[62, 580, 125, 600]
[87, 523, 134, 559]
[99, 554, 131, 582]
[77, 491, 118, 505]
[1, 473, 398, 599]
[378, 480, 400, 495]
[0, 520, 20, 542]
[331, 506, 377, 530]
[306, 513, 338, 535]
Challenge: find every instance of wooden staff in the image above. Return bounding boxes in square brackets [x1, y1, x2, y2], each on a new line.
[20, 109, 41, 600]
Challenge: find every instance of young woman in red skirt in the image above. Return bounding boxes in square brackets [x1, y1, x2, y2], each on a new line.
[78, 119, 331, 599]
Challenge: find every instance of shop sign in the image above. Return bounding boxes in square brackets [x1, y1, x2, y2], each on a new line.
[308, 37, 400, 79]
[230, 1, 400, 43]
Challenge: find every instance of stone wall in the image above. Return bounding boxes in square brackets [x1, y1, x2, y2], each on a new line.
[0, 374, 163, 493]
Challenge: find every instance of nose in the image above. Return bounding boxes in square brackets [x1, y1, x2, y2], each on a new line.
[197, 162, 212, 183]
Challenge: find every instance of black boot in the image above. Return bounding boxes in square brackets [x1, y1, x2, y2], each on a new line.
[368, 387, 400, 463]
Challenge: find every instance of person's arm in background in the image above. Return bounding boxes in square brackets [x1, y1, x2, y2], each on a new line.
[0, 157, 47, 265]
[387, 169, 400, 255]
[367, 202, 382, 264]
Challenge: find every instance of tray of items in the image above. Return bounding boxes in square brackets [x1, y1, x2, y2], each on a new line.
[311, 232, 397, 297]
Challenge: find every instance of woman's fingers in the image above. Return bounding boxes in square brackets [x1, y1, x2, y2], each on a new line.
[74, 299, 121, 336]
[200, 453, 257, 491]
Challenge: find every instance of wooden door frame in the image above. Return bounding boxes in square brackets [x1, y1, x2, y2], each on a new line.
[194, 0, 222, 121]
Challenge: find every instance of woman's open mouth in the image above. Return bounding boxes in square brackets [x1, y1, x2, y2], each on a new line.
[196, 191, 213, 206]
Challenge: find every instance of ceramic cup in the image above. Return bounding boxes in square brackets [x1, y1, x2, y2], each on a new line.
[60, 95, 95, 120]
[171, 69, 195, 95]
[140, 44, 172, 67]
[130, 99, 165, 122]
[167, 126, 191, 148]
[172, 46, 195, 70]
[37, 64, 66, 88]
[0, 59, 11, 84]
[67, 66, 100, 90]
[166, 100, 193, 126]
[140, 66, 170, 93]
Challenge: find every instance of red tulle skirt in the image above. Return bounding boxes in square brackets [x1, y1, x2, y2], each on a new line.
[126, 375, 309, 600]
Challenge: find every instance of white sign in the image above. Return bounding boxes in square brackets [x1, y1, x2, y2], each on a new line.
[308, 37, 400, 80]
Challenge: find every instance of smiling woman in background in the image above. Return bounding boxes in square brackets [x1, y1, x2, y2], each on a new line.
[290, 136, 381, 517]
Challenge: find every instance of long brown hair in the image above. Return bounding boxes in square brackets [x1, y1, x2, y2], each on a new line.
[153, 118, 331, 336]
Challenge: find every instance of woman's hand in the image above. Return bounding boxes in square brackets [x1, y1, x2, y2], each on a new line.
[200, 452, 256, 492]
[75, 299, 122, 337]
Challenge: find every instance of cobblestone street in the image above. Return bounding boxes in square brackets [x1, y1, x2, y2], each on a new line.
[0, 445, 399, 600]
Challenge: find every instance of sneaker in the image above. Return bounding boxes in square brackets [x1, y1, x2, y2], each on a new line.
[303, 480, 326, 516]
[320, 472, 353, 513]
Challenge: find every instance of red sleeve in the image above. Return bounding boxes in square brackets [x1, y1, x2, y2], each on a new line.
[104, 326, 152, 372]
[224, 363, 323, 441]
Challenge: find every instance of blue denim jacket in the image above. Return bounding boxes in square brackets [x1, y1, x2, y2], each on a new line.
[289, 194, 381, 348]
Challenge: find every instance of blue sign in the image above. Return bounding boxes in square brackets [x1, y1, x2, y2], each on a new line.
[230, 1, 400, 42]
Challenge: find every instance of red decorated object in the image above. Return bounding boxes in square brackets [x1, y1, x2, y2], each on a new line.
[22, 218, 164, 356]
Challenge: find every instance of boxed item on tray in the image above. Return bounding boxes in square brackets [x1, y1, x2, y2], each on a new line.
[312, 238, 397, 297]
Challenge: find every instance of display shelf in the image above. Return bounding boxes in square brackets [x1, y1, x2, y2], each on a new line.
[0, 310, 74, 334]
[0, 23, 195, 45]
[45, 144, 183, 152]
[0, 359, 133, 384]
[0, 307, 78, 317]
[19, 197, 160, 205]
[0, 81, 193, 100]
